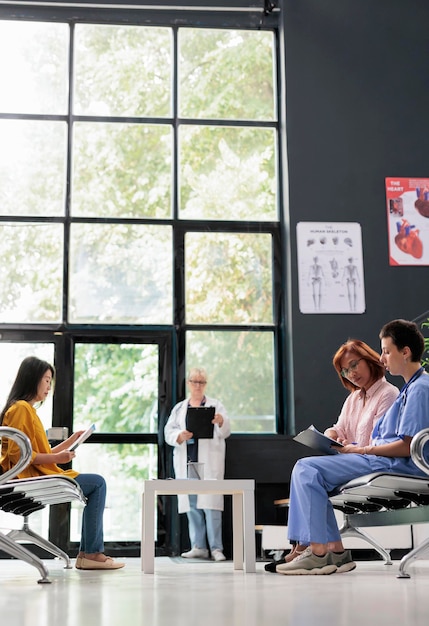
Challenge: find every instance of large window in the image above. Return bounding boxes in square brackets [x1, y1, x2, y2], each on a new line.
[0, 4, 286, 550]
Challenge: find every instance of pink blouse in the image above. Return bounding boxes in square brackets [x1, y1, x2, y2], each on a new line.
[329, 377, 399, 446]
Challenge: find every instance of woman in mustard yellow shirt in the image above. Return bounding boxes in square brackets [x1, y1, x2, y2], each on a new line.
[0, 356, 124, 571]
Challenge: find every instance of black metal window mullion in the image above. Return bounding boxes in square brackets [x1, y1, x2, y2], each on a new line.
[62, 22, 76, 325]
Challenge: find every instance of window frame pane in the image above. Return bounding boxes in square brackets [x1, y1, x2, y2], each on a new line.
[73, 341, 160, 435]
[185, 231, 274, 325]
[0, 7, 286, 555]
[186, 329, 277, 433]
[0, 119, 67, 217]
[0, 20, 69, 115]
[179, 124, 278, 222]
[0, 223, 64, 323]
[68, 223, 173, 324]
[179, 28, 276, 121]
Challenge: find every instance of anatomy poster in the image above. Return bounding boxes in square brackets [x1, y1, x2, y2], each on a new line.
[296, 222, 366, 314]
[385, 177, 429, 266]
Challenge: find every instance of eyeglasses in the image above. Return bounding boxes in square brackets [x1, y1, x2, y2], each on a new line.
[340, 358, 363, 378]
[188, 380, 207, 386]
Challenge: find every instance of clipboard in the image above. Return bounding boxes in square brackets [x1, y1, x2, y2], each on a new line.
[293, 424, 344, 455]
[185, 406, 215, 439]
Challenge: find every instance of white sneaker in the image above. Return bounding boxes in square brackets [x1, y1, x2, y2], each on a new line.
[181, 547, 209, 559]
[211, 549, 226, 562]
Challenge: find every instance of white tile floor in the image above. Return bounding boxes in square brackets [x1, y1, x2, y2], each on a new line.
[2, 556, 429, 626]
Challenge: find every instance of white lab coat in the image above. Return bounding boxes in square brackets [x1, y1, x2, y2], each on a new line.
[164, 396, 231, 513]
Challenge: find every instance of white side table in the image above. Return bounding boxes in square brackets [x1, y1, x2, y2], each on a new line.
[141, 479, 256, 574]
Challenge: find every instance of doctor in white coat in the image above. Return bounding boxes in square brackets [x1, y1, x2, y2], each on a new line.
[164, 367, 231, 561]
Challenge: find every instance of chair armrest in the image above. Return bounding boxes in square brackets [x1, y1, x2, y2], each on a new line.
[410, 427, 429, 476]
[0, 427, 33, 484]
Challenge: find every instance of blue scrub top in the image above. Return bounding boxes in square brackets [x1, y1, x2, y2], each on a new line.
[371, 369, 429, 473]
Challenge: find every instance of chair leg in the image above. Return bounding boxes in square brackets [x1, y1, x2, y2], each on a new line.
[339, 515, 393, 565]
[7, 516, 72, 569]
[0, 533, 51, 584]
[397, 536, 429, 578]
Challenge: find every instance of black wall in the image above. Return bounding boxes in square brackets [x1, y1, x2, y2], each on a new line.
[225, 0, 429, 531]
[284, 0, 429, 432]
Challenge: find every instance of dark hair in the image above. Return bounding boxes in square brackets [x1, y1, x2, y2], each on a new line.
[0, 356, 55, 425]
[332, 339, 386, 392]
[379, 319, 425, 362]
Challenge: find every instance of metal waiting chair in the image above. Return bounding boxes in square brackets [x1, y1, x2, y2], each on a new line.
[0, 426, 86, 583]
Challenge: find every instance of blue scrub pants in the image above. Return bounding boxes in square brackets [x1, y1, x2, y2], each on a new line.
[186, 494, 223, 552]
[287, 453, 397, 545]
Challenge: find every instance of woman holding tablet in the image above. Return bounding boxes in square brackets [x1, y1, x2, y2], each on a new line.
[0, 356, 124, 571]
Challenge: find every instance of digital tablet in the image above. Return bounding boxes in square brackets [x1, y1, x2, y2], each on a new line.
[69, 424, 96, 451]
[185, 406, 215, 439]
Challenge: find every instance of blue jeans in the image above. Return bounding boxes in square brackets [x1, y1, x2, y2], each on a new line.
[74, 473, 106, 553]
[186, 494, 223, 552]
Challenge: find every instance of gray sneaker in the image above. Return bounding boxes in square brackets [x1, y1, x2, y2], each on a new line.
[276, 547, 337, 575]
[330, 550, 356, 573]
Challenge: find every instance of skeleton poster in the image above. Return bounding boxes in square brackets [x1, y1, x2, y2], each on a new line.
[385, 177, 429, 266]
[296, 222, 366, 314]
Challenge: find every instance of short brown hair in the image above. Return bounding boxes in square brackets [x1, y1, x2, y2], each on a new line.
[379, 319, 424, 362]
